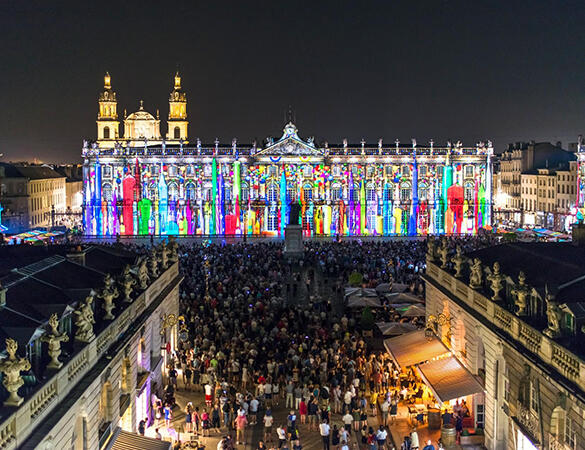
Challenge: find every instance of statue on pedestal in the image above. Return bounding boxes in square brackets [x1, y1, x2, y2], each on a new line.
[136, 257, 150, 290]
[544, 288, 562, 338]
[439, 238, 449, 269]
[511, 271, 530, 316]
[487, 262, 505, 302]
[120, 265, 136, 303]
[168, 236, 179, 264]
[74, 294, 96, 342]
[149, 248, 159, 278]
[469, 258, 483, 289]
[99, 274, 119, 320]
[452, 246, 465, 278]
[0, 338, 31, 407]
[41, 313, 69, 369]
[159, 241, 169, 270]
[426, 238, 436, 263]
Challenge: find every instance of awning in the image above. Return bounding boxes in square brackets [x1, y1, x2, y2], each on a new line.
[108, 429, 171, 450]
[384, 330, 451, 368]
[416, 356, 484, 403]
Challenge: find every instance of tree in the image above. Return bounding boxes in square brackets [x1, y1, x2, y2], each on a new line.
[348, 271, 363, 287]
[360, 306, 375, 331]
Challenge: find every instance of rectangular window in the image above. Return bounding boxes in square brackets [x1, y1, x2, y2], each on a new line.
[565, 417, 576, 449]
[530, 381, 539, 413]
[475, 403, 485, 429]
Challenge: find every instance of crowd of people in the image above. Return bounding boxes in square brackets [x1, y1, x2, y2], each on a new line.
[151, 235, 496, 450]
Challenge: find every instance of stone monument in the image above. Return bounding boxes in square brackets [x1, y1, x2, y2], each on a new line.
[74, 294, 96, 343]
[284, 204, 303, 258]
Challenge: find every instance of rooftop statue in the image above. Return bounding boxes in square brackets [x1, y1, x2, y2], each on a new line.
[168, 236, 179, 264]
[41, 313, 69, 369]
[452, 245, 465, 278]
[160, 241, 169, 270]
[469, 258, 483, 289]
[137, 257, 150, 290]
[439, 238, 449, 269]
[74, 294, 96, 342]
[511, 271, 531, 316]
[149, 248, 159, 278]
[120, 265, 136, 303]
[99, 273, 119, 320]
[487, 262, 505, 302]
[544, 288, 562, 338]
[0, 338, 31, 407]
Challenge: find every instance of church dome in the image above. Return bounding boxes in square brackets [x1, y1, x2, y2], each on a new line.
[126, 100, 156, 121]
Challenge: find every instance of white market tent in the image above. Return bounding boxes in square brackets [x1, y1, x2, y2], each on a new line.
[347, 296, 383, 308]
[376, 321, 418, 336]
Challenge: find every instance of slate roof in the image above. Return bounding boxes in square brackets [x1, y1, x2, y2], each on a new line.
[0, 163, 65, 180]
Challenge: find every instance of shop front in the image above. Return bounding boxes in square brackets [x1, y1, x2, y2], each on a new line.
[384, 330, 486, 446]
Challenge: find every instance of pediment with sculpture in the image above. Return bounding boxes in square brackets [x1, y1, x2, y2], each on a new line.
[256, 122, 324, 157]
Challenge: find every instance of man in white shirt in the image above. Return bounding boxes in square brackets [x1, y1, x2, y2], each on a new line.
[319, 420, 330, 450]
[249, 397, 259, 425]
[411, 427, 420, 450]
[342, 412, 353, 432]
[376, 426, 388, 450]
[276, 425, 287, 448]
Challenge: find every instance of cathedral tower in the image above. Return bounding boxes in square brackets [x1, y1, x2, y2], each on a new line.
[166, 72, 188, 142]
[97, 72, 119, 146]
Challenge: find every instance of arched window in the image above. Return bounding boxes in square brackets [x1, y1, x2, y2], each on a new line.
[186, 183, 196, 201]
[149, 182, 158, 200]
[331, 183, 342, 201]
[223, 183, 232, 203]
[174, 126, 180, 139]
[302, 183, 313, 201]
[287, 184, 297, 203]
[103, 126, 110, 139]
[203, 183, 212, 202]
[102, 183, 113, 202]
[349, 184, 359, 202]
[267, 207, 278, 231]
[419, 182, 429, 201]
[366, 182, 377, 202]
[267, 183, 278, 203]
[383, 184, 392, 202]
[168, 182, 178, 201]
[241, 182, 249, 202]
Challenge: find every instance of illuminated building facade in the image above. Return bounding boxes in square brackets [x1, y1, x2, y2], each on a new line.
[83, 74, 493, 236]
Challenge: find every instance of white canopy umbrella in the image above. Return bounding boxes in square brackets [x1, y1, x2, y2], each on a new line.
[344, 287, 378, 299]
[385, 292, 424, 304]
[347, 296, 383, 308]
[376, 321, 418, 336]
[376, 282, 408, 294]
[400, 304, 426, 317]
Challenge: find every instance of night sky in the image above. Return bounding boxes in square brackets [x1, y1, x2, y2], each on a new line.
[1, 0, 584, 163]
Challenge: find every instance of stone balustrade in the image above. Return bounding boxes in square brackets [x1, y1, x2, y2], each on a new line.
[0, 261, 179, 450]
[429, 260, 585, 393]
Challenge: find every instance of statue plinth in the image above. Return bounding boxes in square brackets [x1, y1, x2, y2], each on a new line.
[284, 225, 303, 258]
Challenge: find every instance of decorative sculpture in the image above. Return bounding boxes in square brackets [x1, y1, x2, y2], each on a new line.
[74, 294, 96, 342]
[469, 258, 483, 289]
[439, 238, 449, 269]
[426, 238, 436, 263]
[99, 273, 119, 320]
[452, 246, 465, 278]
[120, 265, 136, 303]
[137, 257, 150, 290]
[511, 271, 530, 316]
[148, 248, 159, 278]
[168, 236, 179, 264]
[487, 262, 505, 301]
[544, 287, 562, 338]
[0, 338, 31, 406]
[41, 313, 69, 369]
[159, 241, 169, 270]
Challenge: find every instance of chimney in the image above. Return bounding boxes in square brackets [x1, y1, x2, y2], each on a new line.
[572, 223, 585, 247]
[66, 245, 87, 265]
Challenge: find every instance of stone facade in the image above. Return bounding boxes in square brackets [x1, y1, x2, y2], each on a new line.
[425, 239, 585, 450]
[0, 245, 181, 449]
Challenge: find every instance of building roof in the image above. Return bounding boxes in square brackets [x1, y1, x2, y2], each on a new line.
[0, 163, 65, 180]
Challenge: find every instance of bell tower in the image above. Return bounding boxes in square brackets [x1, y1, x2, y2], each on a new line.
[97, 72, 119, 147]
[166, 72, 188, 142]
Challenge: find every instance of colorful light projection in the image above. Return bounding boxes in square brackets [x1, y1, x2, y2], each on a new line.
[84, 155, 491, 237]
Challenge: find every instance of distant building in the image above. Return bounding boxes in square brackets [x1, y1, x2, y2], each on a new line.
[493, 141, 575, 228]
[54, 164, 84, 228]
[0, 163, 66, 233]
[521, 161, 578, 230]
[424, 228, 585, 450]
[0, 241, 180, 449]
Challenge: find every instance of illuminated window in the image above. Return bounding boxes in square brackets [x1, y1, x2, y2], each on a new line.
[419, 165, 427, 177]
[465, 182, 475, 201]
[204, 164, 212, 177]
[240, 183, 249, 202]
[332, 166, 341, 177]
[103, 165, 112, 178]
[400, 183, 411, 202]
[349, 184, 359, 202]
[302, 184, 313, 201]
[102, 183, 113, 202]
[168, 182, 178, 201]
[366, 183, 377, 202]
[402, 165, 410, 177]
[168, 165, 177, 177]
[331, 183, 342, 201]
[267, 183, 278, 202]
[223, 184, 232, 203]
[174, 126, 180, 139]
[268, 165, 278, 178]
[419, 183, 429, 201]
[103, 126, 110, 139]
[186, 183, 196, 201]
[465, 165, 474, 178]
[304, 165, 313, 177]
[383, 185, 392, 201]
[267, 207, 278, 231]
[287, 184, 297, 203]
